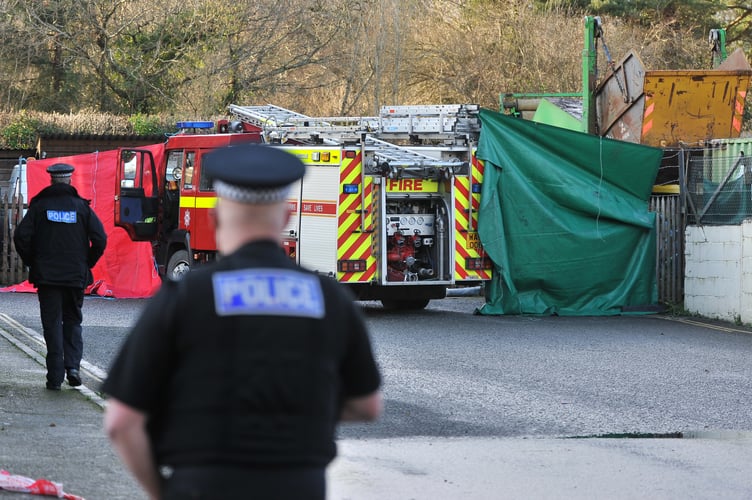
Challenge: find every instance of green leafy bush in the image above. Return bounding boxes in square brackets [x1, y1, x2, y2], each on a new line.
[1, 114, 38, 149]
[129, 113, 169, 135]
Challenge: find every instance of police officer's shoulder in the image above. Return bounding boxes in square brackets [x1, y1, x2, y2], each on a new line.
[202, 144, 305, 204]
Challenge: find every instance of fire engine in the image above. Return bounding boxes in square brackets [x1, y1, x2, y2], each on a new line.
[114, 103, 492, 309]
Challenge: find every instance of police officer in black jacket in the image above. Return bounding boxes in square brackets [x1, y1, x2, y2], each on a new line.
[103, 144, 382, 500]
[14, 163, 107, 390]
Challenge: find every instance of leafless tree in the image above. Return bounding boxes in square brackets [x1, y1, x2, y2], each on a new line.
[0, 0, 741, 121]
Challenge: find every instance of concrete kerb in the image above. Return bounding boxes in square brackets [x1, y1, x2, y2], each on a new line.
[0, 313, 106, 408]
[0, 315, 146, 500]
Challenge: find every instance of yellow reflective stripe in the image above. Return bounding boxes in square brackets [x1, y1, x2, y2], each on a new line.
[179, 195, 216, 208]
[196, 197, 217, 208]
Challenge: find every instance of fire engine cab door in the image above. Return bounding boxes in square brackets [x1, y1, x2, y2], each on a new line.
[114, 148, 159, 241]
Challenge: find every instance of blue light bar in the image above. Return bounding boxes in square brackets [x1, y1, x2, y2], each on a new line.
[176, 121, 215, 129]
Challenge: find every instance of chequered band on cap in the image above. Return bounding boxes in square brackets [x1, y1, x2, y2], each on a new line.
[203, 144, 305, 203]
[214, 179, 291, 204]
[47, 163, 75, 179]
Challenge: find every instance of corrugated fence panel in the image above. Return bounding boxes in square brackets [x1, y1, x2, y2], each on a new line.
[650, 194, 683, 305]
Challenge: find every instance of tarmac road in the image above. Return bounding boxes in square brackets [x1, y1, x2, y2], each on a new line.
[1, 291, 752, 499]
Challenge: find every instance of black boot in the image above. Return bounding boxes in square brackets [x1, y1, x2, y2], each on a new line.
[66, 369, 82, 387]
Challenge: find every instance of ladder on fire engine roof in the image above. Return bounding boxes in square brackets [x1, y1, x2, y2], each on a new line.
[227, 103, 469, 174]
[364, 135, 463, 173]
[227, 103, 481, 143]
[227, 104, 372, 145]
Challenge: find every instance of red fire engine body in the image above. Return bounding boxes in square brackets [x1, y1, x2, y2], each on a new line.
[114, 104, 491, 309]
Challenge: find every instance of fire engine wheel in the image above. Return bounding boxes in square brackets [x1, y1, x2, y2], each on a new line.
[380, 299, 431, 310]
[166, 250, 191, 281]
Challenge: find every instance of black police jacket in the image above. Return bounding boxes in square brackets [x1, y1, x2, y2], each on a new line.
[14, 183, 107, 288]
[102, 240, 382, 468]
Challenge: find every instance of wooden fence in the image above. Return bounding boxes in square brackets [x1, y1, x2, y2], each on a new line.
[1, 192, 27, 286]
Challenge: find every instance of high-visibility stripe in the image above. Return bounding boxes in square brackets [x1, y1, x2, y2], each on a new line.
[471, 154, 484, 216]
[733, 90, 747, 135]
[181, 195, 339, 214]
[642, 96, 654, 138]
[454, 153, 491, 281]
[340, 152, 361, 182]
[197, 198, 215, 209]
[180, 195, 216, 209]
[336, 153, 376, 283]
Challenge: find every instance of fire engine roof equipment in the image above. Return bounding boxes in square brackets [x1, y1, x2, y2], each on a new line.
[228, 103, 476, 179]
[228, 103, 481, 145]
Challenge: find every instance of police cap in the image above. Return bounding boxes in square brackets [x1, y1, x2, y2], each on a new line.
[203, 144, 305, 204]
[46, 163, 75, 179]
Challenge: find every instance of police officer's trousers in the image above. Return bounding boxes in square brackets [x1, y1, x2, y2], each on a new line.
[160, 464, 325, 500]
[37, 285, 84, 385]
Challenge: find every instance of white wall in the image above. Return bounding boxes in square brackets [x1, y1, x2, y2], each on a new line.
[684, 223, 752, 322]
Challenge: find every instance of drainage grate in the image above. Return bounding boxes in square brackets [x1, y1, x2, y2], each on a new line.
[568, 432, 683, 439]
[567, 430, 752, 439]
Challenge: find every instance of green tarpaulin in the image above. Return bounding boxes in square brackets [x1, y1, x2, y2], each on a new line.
[476, 109, 663, 316]
[532, 98, 582, 132]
